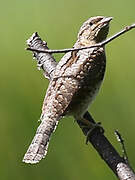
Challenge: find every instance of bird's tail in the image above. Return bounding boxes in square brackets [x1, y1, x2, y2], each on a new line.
[23, 116, 59, 164]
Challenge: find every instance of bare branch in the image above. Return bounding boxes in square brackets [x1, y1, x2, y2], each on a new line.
[27, 32, 57, 79]
[115, 130, 129, 164]
[26, 23, 135, 54]
[80, 112, 135, 180]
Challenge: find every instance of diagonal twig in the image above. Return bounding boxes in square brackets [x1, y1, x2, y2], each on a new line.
[26, 23, 135, 54]
[115, 130, 129, 163]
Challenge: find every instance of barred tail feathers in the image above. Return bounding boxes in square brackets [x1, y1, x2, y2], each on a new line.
[23, 116, 59, 164]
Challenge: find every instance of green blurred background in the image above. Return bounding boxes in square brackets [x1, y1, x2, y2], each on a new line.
[1, 0, 135, 179]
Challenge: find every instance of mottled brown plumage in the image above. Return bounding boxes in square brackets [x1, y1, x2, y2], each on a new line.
[23, 16, 112, 164]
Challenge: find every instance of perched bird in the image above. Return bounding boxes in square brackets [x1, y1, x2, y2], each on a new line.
[23, 16, 112, 164]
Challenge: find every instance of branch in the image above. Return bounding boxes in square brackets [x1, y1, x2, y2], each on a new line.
[26, 23, 135, 54]
[27, 32, 57, 79]
[80, 112, 135, 180]
[115, 130, 129, 163]
[26, 31, 135, 180]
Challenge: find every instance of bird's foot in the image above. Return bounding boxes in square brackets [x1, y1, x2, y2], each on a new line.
[86, 122, 104, 144]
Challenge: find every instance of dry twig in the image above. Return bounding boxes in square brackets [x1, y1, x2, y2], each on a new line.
[26, 24, 135, 54]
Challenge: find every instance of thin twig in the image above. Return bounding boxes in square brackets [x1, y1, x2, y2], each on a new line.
[115, 130, 129, 164]
[26, 23, 135, 54]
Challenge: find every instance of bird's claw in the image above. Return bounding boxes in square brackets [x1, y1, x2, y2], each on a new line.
[86, 122, 104, 144]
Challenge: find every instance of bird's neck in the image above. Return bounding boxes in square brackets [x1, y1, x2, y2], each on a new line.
[74, 38, 97, 48]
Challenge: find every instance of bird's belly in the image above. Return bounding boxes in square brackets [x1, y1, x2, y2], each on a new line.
[63, 47, 106, 119]
[66, 81, 102, 119]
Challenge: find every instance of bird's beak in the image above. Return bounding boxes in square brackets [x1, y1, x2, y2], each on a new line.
[101, 17, 113, 24]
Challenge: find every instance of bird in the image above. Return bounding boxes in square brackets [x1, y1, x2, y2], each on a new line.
[23, 16, 112, 164]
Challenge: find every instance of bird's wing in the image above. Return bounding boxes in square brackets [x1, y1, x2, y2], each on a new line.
[41, 49, 94, 117]
[23, 51, 81, 164]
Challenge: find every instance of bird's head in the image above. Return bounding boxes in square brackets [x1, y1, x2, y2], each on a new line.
[78, 16, 112, 45]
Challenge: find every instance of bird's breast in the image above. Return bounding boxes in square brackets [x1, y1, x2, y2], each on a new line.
[65, 47, 106, 118]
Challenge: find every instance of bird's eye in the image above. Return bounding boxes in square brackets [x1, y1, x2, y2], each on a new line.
[89, 22, 93, 26]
